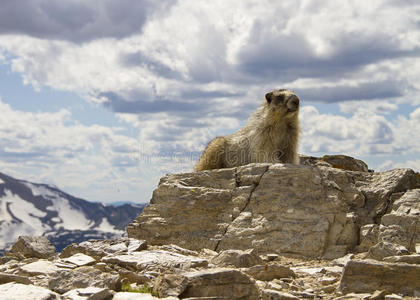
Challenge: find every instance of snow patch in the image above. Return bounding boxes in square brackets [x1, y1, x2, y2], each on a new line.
[96, 218, 123, 234]
[0, 190, 48, 250]
[46, 196, 93, 230]
[0, 178, 5, 184]
[22, 182, 57, 198]
[21, 181, 93, 230]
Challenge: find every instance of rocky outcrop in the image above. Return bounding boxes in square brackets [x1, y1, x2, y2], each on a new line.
[127, 161, 420, 259]
[1, 155, 420, 298]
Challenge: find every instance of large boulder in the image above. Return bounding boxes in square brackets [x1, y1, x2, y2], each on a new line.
[7, 236, 56, 259]
[340, 259, 420, 296]
[153, 268, 260, 299]
[0, 282, 60, 300]
[127, 161, 420, 258]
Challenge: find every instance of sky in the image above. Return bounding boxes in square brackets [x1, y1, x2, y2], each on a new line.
[0, 0, 419, 204]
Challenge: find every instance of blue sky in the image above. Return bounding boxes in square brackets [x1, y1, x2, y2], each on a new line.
[0, 0, 419, 204]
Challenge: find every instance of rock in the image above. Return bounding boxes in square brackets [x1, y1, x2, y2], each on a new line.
[383, 254, 420, 264]
[357, 224, 380, 252]
[242, 263, 295, 281]
[332, 253, 354, 266]
[340, 259, 420, 295]
[299, 154, 369, 172]
[158, 244, 199, 256]
[48, 266, 120, 294]
[154, 268, 260, 299]
[290, 265, 342, 277]
[261, 289, 299, 300]
[0, 272, 33, 285]
[264, 254, 279, 261]
[320, 276, 338, 285]
[113, 293, 178, 300]
[384, 295, 402, 300]
[63, 253, 96, 267]
[376, 189, 420, 252]
[60, 238, 147, 260]
[102, 250, 208, 272]
[0, 282, 60, 300]
[118, 269, 151, 284]
[210, 249, 263, 268]
[335, 293, 372, 299]
[20, 260, 61, 276]
[127, 239, 148, 253]
[7, 236, 56, 259]
[367, 242, 409, 260]
[153, 273, 189, 297]
[369, 290, 387, 300]
[321, 155, 369, 172]
[61, 287, 114, 300]
[127, 163, 420, 258]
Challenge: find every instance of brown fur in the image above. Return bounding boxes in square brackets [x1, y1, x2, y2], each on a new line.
[194, 89, 300, 171]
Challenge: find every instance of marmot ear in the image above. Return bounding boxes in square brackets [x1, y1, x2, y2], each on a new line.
[265, 92, 272, 103]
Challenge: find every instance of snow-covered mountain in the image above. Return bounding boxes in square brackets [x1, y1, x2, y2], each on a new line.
[0, 172, 145, 254]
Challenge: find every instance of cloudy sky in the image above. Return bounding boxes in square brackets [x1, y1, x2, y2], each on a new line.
[0, 0, 419, 204]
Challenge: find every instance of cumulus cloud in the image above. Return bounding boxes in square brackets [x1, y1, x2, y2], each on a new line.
[300, 104, 420, 157]
[0, 97, 149, 203]
[0, 0, 419, 202]
[0, 0, 173, 42]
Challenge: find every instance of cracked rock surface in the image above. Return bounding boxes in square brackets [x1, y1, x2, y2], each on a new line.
[2, 156, 420, 299]
[127, 162, 420, 259]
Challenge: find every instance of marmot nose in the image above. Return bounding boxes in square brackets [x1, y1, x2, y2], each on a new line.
[287, 95, 299, 111]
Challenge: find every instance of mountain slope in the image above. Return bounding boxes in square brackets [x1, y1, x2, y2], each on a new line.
[0, 172, 145, 253]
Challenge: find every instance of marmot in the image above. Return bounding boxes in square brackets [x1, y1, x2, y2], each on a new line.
[194, 89, 300, 171]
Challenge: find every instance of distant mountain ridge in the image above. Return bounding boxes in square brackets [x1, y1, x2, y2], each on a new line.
[0, 172, 146, 253]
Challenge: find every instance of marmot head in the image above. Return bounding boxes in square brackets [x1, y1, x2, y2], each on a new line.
[265, 89, 300, 117]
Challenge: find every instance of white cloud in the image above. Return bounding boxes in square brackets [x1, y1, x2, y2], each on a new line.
[339, 101, 398, 115]
[0, 0, 419, 202]
[376, 159, 420, 172]
[0, 97, 149, 203]
[300, 103, 420, 157]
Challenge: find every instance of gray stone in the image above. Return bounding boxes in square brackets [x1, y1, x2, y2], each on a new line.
[320, 276, 338, 285]
[210, 249, 263, 268]
[300, 154, 369, 172]
[158, 244, 199, 256]
[61, 287, 114, 300]
[101, 250, 208, 272]
[20, 260, 61, 276]
[340, 259, 420, 295]
[357, 224, 379, 252]
[261, 289, 299, 300]
[0, 282, 60, 300]
[383, 254, 420, 264]
[127, 163, 420, 258]
[60, 238, 147, 260]
[0, 272, 33, 284]
[377, 189, 420, 252]
[7, 236, 56, 259]
[367, 242, 409, 261]
[154, 268, 260, 299]
[48, 266, 120, 294]
[384, 295, 403, 300]
[113, 293, 178, 300]
[369, 290, 387, 300]
[63, 253, 96, 267]
[333, 253, 354, 267]
[242, 263, 295, 281]
[335, 293, 372, 300]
